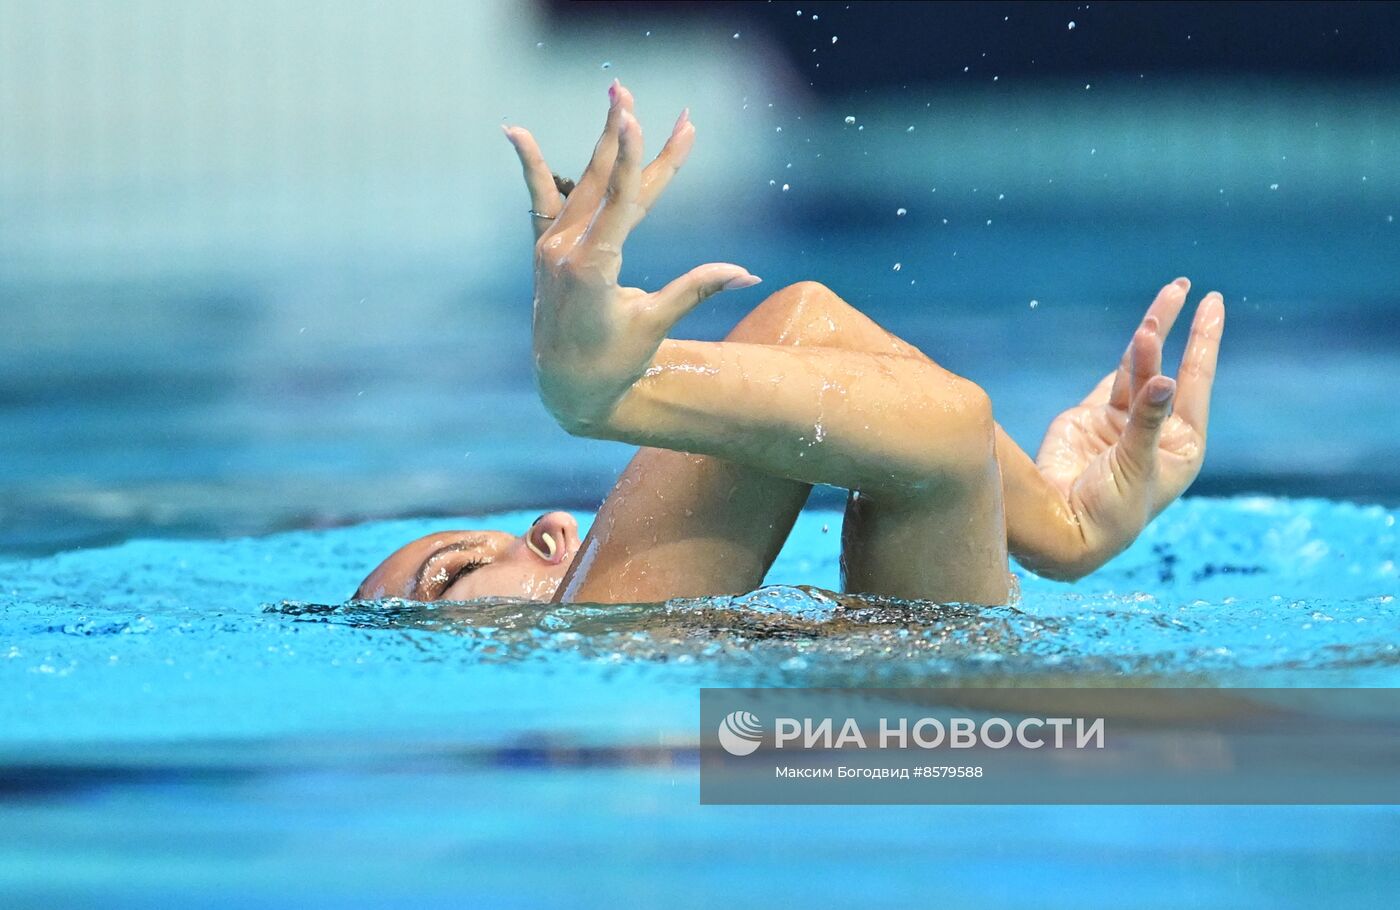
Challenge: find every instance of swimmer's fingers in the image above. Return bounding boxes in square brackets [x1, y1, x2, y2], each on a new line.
[1109, 280, 1189, 409]
[1126, 318, 1164, 407]
[502, 126, 564, 240]
[637, 110, 695, 213]
[555, 81, 634, 236]
[1175, 292, 1226, 435]
[578, 110, 645, 267]
[1116, 376, 1177, 487]
[1146, 278, 1191, 338]
[647, 263, 761, 330]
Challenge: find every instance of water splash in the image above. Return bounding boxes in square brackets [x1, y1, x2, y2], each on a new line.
[2, 499, 1396, 743]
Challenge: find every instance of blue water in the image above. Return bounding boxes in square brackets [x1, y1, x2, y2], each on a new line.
[4, 58, 1400, 904]
[2, 497, 1397, 905]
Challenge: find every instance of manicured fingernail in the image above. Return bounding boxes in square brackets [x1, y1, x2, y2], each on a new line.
[1173, 277, 1190, 290]
[723, 275, 762, 291]
[672, 109, 689, 135]
[1149, 379, 1175, 403]
[608, 79, 620, 106]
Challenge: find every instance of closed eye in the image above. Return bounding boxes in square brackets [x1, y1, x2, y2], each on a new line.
[444, 559, 487, 590]
[412, 543, 492, 600]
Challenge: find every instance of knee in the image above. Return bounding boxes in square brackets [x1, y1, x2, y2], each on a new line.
[926, 374, 999, 490]
[958, 382, 1000, 485]
[775, 280, 840, 303]
[729, 281, 847, 346]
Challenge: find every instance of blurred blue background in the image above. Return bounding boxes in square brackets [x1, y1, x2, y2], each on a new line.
[2, 0, 1398, 556]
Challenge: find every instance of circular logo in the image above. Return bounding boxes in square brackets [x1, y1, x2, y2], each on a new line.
[717, 710, 764, 756]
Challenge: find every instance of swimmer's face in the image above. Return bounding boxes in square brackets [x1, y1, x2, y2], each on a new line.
[353, 511, 581, 602]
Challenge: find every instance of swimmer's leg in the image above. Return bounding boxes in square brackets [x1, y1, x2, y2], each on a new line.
[738, 284, 1011, 604]
[556, 281, 916, 603]
[839, 474, 1009, 605]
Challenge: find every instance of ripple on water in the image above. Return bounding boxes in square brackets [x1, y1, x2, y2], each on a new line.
[1, 498, 1397, 743]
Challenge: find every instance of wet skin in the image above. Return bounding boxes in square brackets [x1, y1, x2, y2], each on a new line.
[357, 82, 1225, 606]
[355, 512, 580, 602]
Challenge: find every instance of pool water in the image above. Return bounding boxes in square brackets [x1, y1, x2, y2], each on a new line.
[4, 68, 1400, 904]
[1, 496, 1397, 906]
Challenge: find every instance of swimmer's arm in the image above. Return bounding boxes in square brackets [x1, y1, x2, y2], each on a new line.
[994, 428, 1095, 580]
[587, 339, 998, 494]
[507, 88, 994, 495]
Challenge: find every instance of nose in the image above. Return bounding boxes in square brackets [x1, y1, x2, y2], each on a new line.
[525, 511, 579, 564]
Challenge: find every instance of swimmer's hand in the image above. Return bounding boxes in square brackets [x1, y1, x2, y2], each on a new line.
[503, 81, 760, 431]
[1029, 279, 1225, 579]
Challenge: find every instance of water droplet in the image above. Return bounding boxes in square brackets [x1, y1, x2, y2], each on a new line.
[896, 207, 907, 216]
[601, 61, 612, 70]
[1029, 299, 1039, 309]
[844, 115, 856, 125]
[535, 41, 545, 49]
[782, 183, 790, 192]
[1270, 183, 1280, 190]
[906, 125, 915, 133]
[1084, 83, 1092, 90]
[733, 32, 741, 39]
[1068, 21, 1077, 30]
[831, 35, 838, 44]
[892, 262, 902, 271]
[998, 193, 1005, 200]
[1388, 215, 1394, 223]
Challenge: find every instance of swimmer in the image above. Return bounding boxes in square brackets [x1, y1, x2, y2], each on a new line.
[356, 82, 1225, 607]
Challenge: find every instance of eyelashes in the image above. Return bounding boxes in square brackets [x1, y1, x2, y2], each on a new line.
[412, 544, 491, 601]
[445, 558, 487, 589]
